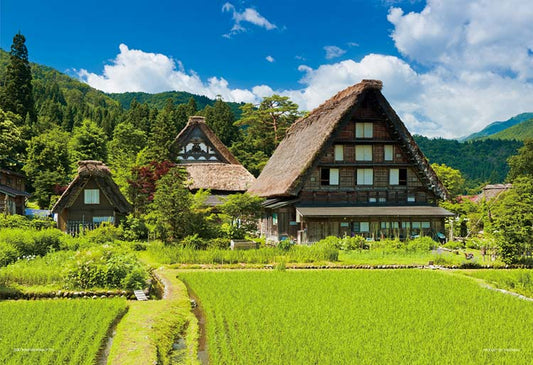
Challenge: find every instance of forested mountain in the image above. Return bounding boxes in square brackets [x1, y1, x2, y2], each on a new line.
[107, 91, 244, 119]
[478, 117, 533, 141]
[413, 136, 522, 187]
[461, 112, 533, 141]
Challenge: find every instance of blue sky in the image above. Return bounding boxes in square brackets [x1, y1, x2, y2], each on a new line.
[2, 0, 533, 138]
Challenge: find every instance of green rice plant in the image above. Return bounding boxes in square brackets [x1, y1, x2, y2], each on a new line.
[460, 269, 533, 297]
[180, 270, 533, 364]
[0, 298, 127, 364]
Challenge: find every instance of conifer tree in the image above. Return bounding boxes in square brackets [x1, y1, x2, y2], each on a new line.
[0, 32, 36, 126]
[203, 96, 240, 146]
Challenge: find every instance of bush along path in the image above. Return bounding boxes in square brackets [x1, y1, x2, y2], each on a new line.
[107, 268, 199, 365]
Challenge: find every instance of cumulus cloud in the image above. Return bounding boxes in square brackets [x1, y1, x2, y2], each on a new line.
[222, 2, 277, 37]
[265, 55, 275, 63]
[78, 44, 259, 103]
[324, 46, 347, 60]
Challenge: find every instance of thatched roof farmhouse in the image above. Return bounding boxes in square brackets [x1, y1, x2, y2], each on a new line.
[248, 80, 453, 243]
[52, 160, 132, 233]
[170, 116, 255, 205]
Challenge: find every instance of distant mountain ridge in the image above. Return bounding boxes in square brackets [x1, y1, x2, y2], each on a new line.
[482, 118, 533, 141]
[461, 112, 533, 141]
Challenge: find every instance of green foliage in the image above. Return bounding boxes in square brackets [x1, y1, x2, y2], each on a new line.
[0, 214, 56, 230]
[0, 228, 65, 262]
[0, 299, 127, 364]
[219, 193, 265, 238]
[233, 95, 302, 175]
[69, 119, 108, 166]
[431, 163, 465, 197]
[0, 108, 24, 168]
[180, 270, 533, 364]
[0, 32, 36, 126]
[120, 214, 149, 241]
[203, 97, 240, 146]
[65, 246, 147, 289]
[149, 166, 193, 242]
[462, 269, 533, 297]
[414, 135, 522, 185]
[180, 234, 207, 250]
[507, 139, 533, 181]
[489, 176, 533, 264]
[23, 128, 71, 207]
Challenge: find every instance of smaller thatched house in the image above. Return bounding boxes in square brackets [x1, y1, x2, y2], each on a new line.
[0, 169, 30, 215]
[52, 161, 132, 233]
[170, 116, 255, 205]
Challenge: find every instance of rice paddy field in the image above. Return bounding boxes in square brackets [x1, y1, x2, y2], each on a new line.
[179, 270, 533, 365]
[0, 298, 127, 364]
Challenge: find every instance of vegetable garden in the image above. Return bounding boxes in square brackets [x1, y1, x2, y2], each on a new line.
[179, 270, 533, 364]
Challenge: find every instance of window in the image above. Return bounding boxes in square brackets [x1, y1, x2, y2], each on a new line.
[93, 216, 114, 224]
[422, 222, 431, 229]
[354, 222, 370, 232]
[384, 145, 394, 161]
[356, 123, 373, 138]
[334, 145, 344, 161]
[321, 168, 339, 185]
[390, 169, 399, 185]
[356, 145, 372, 161]
[399, 168, 407, 185]
[378, 197, 387, 203]
[357, 169, 373, 185]
[407, 195, 416, 202]
[369, 197, 377, 203]
[84, 189, 100, 204]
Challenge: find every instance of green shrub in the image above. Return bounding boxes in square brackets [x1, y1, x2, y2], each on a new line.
[370, 239, 406, 251]
[315, 236, 343, 249]
[0, 242, 19, 267]
[0, 215, 56, 230]
[277, 239, 293, 251]
[122, 267, 148, 290]
[207, 238, 230, 249]
[85, 223, 121, 244]
[120, 215, 149, 241]
[443, 241, 464, 250]
[181, 234, 207, 249]
[65, 247, 148, 289]
[407, 237, 436, 252]
[341, 236, 366, 250]
[0, 228, 65, 257]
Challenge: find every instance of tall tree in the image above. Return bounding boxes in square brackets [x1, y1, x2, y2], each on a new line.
[0, 32, 36, 126]
[69, 119, 108, 166]
[143, 99, 177, 161]
[23, 128, 71, 208]
[186, 97, 198, 116]
[431, 163, 465, 198]
[149, 166, 193, 242]
[203, 97, 240, 146]
[0, 108, 24, 169]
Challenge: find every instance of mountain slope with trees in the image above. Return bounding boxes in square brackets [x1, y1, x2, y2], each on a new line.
[478, 117, 533, 141]
[461, 112, 533, 141]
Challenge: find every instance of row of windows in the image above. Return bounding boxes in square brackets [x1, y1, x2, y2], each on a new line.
[320, 168, 408, 186]
[334, 145, 394, 162]
[354, 221, 431, 233]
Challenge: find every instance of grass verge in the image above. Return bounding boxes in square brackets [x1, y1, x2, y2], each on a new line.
[107, 268, 198, 365]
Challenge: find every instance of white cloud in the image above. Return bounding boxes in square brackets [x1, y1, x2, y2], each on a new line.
[78, 44, 259, 103]
[222, 2, 277, 37]
[265, 55, 275, 63]
[324, 45, 347, 60]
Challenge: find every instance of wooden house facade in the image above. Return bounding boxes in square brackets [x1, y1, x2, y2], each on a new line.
[52, 161, 132, 234]
[170, 116, 255, 205]
[248, 80, 454, 243]
[0, 169, 29, 215]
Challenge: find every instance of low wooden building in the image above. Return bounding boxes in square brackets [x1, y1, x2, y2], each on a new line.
[248, 80, 454, 243]
[52, 161, 132, 233]
[170, 116, 255, 205]
[0, 169, 30, 215]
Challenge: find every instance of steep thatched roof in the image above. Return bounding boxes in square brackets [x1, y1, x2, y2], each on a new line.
[184, 163, 255, 192]
[248, 79, 448, 200]
[170, 116, 240, 164]
[51, 161, 132, 214]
